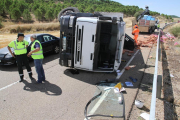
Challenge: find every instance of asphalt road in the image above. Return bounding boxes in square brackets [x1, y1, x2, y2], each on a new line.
[0, 27, 153, 120]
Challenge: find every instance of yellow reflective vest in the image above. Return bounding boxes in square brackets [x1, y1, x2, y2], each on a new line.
[31, 40, 44, 59]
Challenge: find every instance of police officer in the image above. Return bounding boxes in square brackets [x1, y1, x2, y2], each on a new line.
[27, 34, 45, 83]
[7, 33, 33, 82]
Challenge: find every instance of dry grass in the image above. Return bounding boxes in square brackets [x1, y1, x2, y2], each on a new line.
[173, 18, 180, 22]
[0, 22, 60, 33]
[124, 17, 135, 27]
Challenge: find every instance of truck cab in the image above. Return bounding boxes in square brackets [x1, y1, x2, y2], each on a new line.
[59, 13, 127, 72]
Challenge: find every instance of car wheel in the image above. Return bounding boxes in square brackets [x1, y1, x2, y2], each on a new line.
[54, 46, 60, 54]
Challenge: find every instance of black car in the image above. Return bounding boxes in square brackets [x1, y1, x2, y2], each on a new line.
[0, 33, 60, 65]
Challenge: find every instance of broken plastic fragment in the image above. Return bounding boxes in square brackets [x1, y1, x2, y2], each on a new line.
[140, 113, 149, 120]
[114, 88, 119, 93]
[170, 74, 174, 78]
[118, 97, 123, 104]
[120, 87, 126, 92]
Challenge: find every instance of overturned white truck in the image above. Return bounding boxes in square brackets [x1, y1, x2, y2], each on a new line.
[58, 7, 135, 72]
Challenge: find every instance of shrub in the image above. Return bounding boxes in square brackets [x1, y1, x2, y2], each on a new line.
[23, 9, 32, 22]
[0, 21, 3, 29]
[170, 27, 180, 37]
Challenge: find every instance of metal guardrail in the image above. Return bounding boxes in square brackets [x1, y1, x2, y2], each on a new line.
[149, 22, 177, 120]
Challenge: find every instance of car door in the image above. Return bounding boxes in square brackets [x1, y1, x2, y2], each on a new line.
[114, 21, 126, 71]
[36, 35, 47, 53]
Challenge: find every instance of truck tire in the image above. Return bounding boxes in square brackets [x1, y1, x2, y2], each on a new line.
[58, 7, 80, 21]
[149, 28, 153, 34]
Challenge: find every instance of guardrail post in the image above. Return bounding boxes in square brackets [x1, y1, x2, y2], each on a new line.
[156, 75, 162, 98]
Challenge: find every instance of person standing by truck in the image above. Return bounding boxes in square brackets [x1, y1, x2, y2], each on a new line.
[133, 23, 138, 30]
[27, 34, 45, 83]
[7, 33, 33, 82]
[157, 24, 160, 31]
[132, 26, 140, 46]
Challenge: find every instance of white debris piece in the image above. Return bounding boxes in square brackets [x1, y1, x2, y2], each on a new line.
[140, 113, 150, 120]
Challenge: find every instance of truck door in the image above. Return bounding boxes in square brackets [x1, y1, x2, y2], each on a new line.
[114, 22, 126, 71]
[74, 21, 97, 71]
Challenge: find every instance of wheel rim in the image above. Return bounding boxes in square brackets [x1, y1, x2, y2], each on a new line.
[62, 10, 74, 15]
[55, 46, 59, 53]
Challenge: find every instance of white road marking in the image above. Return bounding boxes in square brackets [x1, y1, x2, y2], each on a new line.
[85, 50, 139, 120]
[0, 81, 19, 91]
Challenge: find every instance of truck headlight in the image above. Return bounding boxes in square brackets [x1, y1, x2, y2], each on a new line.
[63, 36, 67, 50]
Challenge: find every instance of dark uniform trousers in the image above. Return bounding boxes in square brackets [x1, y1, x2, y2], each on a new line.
[16, 54, 32, 79]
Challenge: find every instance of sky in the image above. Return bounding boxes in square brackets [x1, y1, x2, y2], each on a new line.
[112, 0, 180, 17]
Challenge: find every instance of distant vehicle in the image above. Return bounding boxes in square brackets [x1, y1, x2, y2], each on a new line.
[0, 33, 60, 65]
[132, 6, 159, 34]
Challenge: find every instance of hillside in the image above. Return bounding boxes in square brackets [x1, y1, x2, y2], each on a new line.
[0, 0, 160, 23]
[170, 15, 180, 18]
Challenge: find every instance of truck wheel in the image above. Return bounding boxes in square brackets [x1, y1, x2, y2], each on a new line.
[58, 7, 80, 21]
[54, 45, 60, 54]
[149, 28, 153, 34]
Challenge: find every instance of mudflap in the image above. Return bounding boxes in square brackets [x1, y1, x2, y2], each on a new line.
[123, 33, 135, 51]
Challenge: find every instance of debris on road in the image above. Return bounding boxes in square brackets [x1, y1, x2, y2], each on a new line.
[149, 56, 153, 59]
[114, 82, 122, 90]
[118, 96, 123, 104]
[129, 77, 137, 83]
[174, 42, 179, 46]
[114, 88, 120, 93]
[120, 87, 126, 92]
[125, 65, 136, 71]
[170, 74, 174, 78]
[140, 112, 150, 120]
[125, 82, 133, 87]
[125, 66, 131, 70]
[121, 60, 126, 62]
[135, 100, 144, 108]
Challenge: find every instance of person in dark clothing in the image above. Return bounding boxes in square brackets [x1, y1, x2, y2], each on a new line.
[7, 33, 33, 82]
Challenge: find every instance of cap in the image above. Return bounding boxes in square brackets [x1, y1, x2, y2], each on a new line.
[17, 33, 25, 37]
[135, 26, 138, 28]
[30, 34, 37, 39]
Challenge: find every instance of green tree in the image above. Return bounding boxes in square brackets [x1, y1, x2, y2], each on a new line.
[0, 0, 4, 15]
[23, 9, 32, 21]
[34, 9, 43, 22]
[45, 8, 54, 21]
[10, 8, 21, 20]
